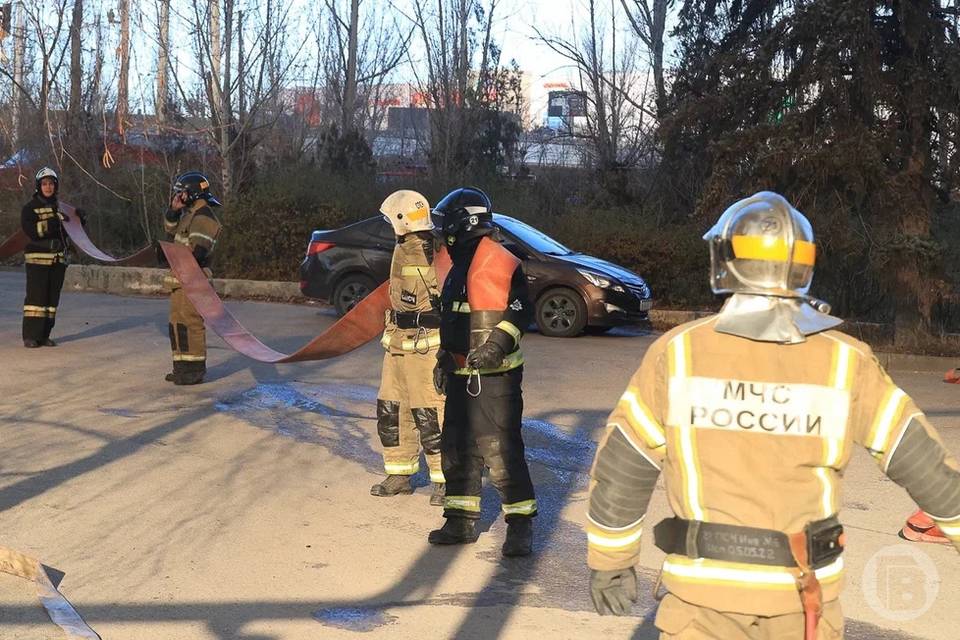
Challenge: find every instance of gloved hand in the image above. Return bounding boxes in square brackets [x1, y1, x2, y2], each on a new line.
[590, 567, 637, 616]
[75, 208, 88, 226]
[466, 341, 505, 370]
[192, 244, 209, 265]
[434, 349, 456, 395]
[154, 241, 169, 267]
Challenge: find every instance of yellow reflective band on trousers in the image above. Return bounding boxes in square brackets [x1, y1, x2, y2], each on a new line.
[385, 461, 420, 475]
[454, 349, 524, 375]
[730, 235, 816, 266]
[24, 252, 64, 265]
[430, 469, 446, 483]
[452, 301, 471, 313]
[502, 499, 537, 516]
[23, 305, 57, 318]
[173, 354, 206, 362]
[380, 330, 441, 352]
[444, 495, 481, 512]
[661, 555, 844, 590]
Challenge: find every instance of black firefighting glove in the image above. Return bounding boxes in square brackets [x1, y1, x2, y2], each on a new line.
[154, 241, 169, 267]
[433, 349, 456, 395]
[75, 208, 88, 226]
[590, 567, 637, 616]
[466, 341, 505, 370]
[164, 208, 181, 225]
[192, 245, 209, 265]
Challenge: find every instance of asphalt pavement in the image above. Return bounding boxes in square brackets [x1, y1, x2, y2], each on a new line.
[0, 270, 958, 640]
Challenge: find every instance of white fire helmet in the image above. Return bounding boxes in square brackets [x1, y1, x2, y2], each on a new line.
[380, 190, 433, 236]
[703, 191, 816, 298]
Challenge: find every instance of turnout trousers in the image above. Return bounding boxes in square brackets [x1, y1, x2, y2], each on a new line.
[377, 350, 445, 482]
[23, 261, 66, 342]
[440, 366, 536, 521]
[168, 287, 207, 375]
[655, 594, 843, 640]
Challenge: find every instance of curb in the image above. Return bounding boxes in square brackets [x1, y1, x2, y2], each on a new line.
[50, 265, 960, 373]
[63, 264, 302, 302]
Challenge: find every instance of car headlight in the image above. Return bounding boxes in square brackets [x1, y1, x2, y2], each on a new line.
[577, 269, 625, 292]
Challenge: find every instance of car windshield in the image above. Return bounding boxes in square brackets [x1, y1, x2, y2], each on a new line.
[496, 216, 574, 256]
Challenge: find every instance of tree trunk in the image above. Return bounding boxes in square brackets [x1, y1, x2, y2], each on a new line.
[342, 0, 360, 132]
[117, 0, 130, 135]
[156, 0, 170, 126]
[11, 0, 24, 148]
[68, 0, 83, 132]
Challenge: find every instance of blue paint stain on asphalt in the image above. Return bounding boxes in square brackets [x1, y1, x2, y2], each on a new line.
[214, 382, 382, 469]
[312, 606, 398, 632]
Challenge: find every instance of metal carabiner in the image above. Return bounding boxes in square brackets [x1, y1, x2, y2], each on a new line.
[413, 324, 431, 354]
[466, 370, 482, 397]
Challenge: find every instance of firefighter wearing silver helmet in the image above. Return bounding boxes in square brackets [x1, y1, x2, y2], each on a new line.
[20, 166, 87, 348]
[371, 190, 446, 506]
[586, 192, 960, 640]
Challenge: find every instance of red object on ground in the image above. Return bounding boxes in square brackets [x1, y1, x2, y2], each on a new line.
[160, 242, 452, 363]
[945, 368, 960, 383]
[899, 509, 951, 544]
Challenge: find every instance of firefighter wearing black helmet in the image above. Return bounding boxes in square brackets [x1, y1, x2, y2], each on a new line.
[428, 186, 537, 557]
[20, 166, 86, 348]
[160, 171, 223, 385]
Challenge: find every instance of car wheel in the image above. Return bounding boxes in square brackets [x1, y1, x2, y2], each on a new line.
[536, 287, 588, 337]
[332, 273, 375, 316]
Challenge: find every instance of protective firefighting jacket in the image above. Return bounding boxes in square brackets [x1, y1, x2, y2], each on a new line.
[381, 231, 442, 354]
[162, 200, 222, 290]
[587, 316, 960, 616]
[440, 235, 530, 375]
[21, 195, 68, 265]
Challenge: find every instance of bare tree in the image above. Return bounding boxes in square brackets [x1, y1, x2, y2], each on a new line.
[68, 0, 83, 132]
[156, 0, 170, 126]
[619, 0, 674, 115]
[534, 0, 655, 178]
[320, 0, 409, 134]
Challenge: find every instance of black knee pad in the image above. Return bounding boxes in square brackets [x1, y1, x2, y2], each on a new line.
[376, 400, 400, 447]
[413, 408, 442, 455]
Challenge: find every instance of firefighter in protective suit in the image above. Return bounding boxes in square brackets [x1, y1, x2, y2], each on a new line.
[370, 190, 446, 506]
[428, 187, 537, 557]
[586, 192, 960, 639]
[20, 167, 86, 348]
[160, 172, 222, 385]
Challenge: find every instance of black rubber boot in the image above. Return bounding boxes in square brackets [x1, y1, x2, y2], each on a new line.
[429, 482, 445, 507]
[502, 518, 533, 557]
[42, 338, 57, 347]
[173, 370, 205, 385]
[428, 517, 479, 545]
[23, 339, 40, 348]
[370, 474, 414, 497]
[165, 373, 176, 382]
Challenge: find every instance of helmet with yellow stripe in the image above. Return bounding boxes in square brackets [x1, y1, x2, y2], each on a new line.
[380, 190, 432, 236]
[703, 192, 816, 298]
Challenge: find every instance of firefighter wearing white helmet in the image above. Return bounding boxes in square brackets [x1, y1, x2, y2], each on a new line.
[586, 192, 960, 639]
[370, 190, 446, 506]
[20, 166, 86, 348]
